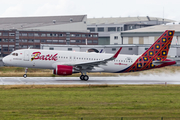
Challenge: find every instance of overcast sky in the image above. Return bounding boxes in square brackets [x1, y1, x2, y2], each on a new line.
[1, 0, 180, 21]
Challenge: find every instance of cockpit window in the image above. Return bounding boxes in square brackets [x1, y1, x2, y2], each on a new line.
[11, 53, 18, 56]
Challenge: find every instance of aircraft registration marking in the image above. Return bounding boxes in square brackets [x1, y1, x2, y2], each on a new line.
[114, 63, 127, 65]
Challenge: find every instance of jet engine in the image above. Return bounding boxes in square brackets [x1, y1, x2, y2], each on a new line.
[53, 65, 73, 76]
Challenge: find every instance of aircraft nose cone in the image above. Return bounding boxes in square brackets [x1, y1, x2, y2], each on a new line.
[2, 57, 8, 66]
[2, 57, 6, 66]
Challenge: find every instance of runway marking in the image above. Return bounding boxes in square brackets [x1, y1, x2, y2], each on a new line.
[0, 76, 180, 85]
[0, 78, 3, 85]
[17, 78, 22, 82]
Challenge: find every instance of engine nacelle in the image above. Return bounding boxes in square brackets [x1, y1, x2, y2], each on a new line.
[53, 65, 73, 76]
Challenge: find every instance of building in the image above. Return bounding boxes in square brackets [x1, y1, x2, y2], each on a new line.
[40, 44, 179, 58]
[87, 16, 175, 45]
[0, 15, 98, 57]
[119, 24, 180, 45]
[108, 24, 180, 61]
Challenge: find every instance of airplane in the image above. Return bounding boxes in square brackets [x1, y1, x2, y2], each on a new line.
[2, 30, 176, 81]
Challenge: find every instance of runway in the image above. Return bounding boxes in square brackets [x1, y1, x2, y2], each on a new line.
[0, 73, 180, 85]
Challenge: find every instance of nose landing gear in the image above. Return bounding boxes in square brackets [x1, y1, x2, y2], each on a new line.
[23, 67, 28, 78]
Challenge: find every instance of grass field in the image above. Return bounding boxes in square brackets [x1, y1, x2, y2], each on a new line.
[0, 66, 180, 119]
[0, 85, 180, 120]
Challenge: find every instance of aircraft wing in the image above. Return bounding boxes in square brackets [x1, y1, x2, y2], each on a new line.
[67, 47, 122, 71]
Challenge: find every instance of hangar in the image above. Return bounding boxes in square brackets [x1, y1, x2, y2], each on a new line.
[0, 15, 176, 58]
[120, 24, 180, 45]
[0, 15, 98, 57]
[110, 24, 180, 57]
[41, 20, 180, 58]
[87, 16, 175, 45]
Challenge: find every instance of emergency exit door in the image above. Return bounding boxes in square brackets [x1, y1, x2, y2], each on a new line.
[24, 50, 29, 61]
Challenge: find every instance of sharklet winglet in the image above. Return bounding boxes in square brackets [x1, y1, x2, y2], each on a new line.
[113, 47, 122, 59]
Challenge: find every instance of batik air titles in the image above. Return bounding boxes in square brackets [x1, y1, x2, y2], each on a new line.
[2, 30, 176, 81]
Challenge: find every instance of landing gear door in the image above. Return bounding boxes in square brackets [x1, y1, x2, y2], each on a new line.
[24, 50, 29, 61]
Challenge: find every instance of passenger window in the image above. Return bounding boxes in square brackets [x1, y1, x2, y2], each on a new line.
[16, 53, 18, 56]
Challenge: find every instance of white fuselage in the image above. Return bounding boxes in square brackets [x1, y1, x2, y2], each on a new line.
[3, 49, 139, 73]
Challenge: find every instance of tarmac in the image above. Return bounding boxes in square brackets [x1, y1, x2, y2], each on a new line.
[0, 73, 180, 85]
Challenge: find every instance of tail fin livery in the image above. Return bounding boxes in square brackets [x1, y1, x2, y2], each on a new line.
[124, 30, 175, 72]
[99, 49, 103, 53]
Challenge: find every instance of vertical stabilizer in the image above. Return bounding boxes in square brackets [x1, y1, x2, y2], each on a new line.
[124, 30, 175, 72]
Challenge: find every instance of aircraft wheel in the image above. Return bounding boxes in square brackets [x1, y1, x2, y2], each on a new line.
[23, 74, 27, 78]
[84, 75, 89, 81]
[80, 75, 84, 80]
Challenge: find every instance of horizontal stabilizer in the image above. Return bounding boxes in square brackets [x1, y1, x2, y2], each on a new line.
[153, 61, 169, 66]
[153, 60, 176, 66]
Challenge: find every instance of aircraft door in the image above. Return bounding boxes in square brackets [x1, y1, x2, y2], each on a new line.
[24, 50, 29, 61]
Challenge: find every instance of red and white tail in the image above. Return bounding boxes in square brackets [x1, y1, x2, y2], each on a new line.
[124, 30, 175, 72]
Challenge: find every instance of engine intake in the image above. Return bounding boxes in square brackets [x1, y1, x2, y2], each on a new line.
[53, 65, 73, 76]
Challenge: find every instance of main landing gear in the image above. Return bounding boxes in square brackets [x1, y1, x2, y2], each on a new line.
[80, 71, 89, 81]
[80, 75, 89, 81]
[23, 67, 28, 78]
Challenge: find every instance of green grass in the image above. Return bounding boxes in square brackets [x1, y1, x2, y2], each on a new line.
[0, 85, 180, 119]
